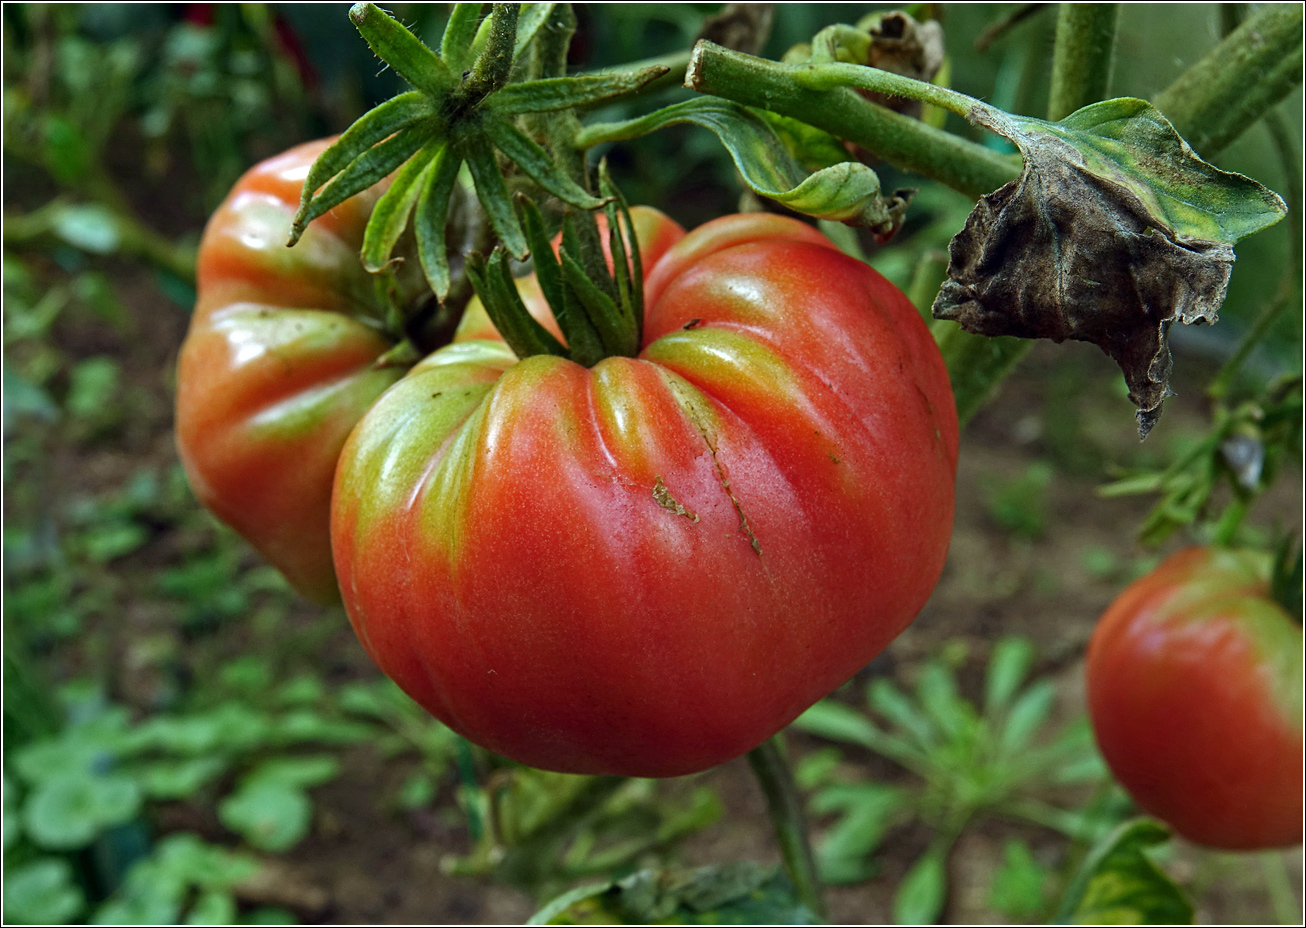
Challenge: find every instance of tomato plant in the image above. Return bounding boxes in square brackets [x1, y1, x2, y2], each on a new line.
[1086, 546, 1304, 850]
[175, 139, 427, 602]
[331, 210, 959, 777]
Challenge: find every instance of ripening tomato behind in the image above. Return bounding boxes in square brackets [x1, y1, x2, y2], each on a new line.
[175, 139, 427, 602]
[331, 210, 960, 777]
[1086, 547, 1304, 850]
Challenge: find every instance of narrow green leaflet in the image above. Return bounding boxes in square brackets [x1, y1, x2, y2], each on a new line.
[513, 3, 558, 60]
[519, 198, 604, 364]
[934, 96, 1288, 436]
[288, 91, 435, 245]
[1055, 819, 1194, 925]
[350, 2, 453, 97]
[463, 142, 529, 258]
[361, 142, 440, 273]
[464, 249, 568, 360]
[480, 114, 605, 209]
[577, 97, 911, 236]
[440, 3, 485, 71]
[808, 783, 908, 884]
[488, 66, 671, 114]
[291, 121, 434, 245]
[984, 637, 1036, 716]
[414, 146, 464, 298]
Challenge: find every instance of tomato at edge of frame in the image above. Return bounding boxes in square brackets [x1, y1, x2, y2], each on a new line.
[1086, 546, 1304, 850]
[331, 210, 961, 777]
[175, 138, 424, 603]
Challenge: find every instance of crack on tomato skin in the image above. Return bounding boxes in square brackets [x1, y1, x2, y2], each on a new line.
[664, 376, 763, 558]
[652, 475, 699, 522]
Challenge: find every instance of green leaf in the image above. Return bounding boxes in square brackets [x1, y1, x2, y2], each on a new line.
[577, 97, 909, 235]
[441, 4, 485, 72]
[247, 755, 341, 789]
[289, 93, 436, 244]
[914, 663, 975, 742]
[51, 203, 120, 254]
[893, 846, 948, 925]
[997, 680, 1056, 757]
[349, 2, 454, 97]
[3, 858, 86, 924]
[513, 3, 557, 60]
[218, 779, 312, 853]
[414, 145, 463, 299]
[936, 98, 1288, 436]
[397, 771, 436, 810]
[868, 679, 938, 751]
[360, 141, 439, 273]
[792, 700, 879, 749]
[273, 710, 375, 745]
[80, 521, 147, 562]
[465, 248, 567, 360]
[23, 771, 142, 850]
[133, 757, 228, 800]
[274, 674, 326, 707]
[530, 863, 821, 925]
[984, 637, 1036, 716]
[488, 66, 671, 115]
[185, 890, 238, 926]
[92, 833, 258, 925]
[1056, 819, 1193, 925]
[4, 775, 22, 849]
[482, 114, 605, 210]
[998, 99, 1287, 243]
[529, 882, 614, 925]
[988, 839, 1049, 919]
[67, 356, 120, 420]
[560, 248, 634, 358]
[462, 143, 529, 258]
[2, 368, 59, 435]
[809, 783, 907, 885]
[518, 197, 603, 364]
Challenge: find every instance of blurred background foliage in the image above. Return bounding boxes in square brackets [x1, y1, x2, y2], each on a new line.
[2, 3, 1301, 925]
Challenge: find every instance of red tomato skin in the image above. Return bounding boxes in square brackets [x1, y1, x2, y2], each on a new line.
[176, 139, 404, 603]
[1087, 547, 1304, 850]
[332, 213, 958, 777]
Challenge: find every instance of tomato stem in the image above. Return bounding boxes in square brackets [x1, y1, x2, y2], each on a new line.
[463, 4, 520, 100]
[746, 736, 827, 920]
[686, 41, 1018, 202]
[1046, 4, 1120, 122]
[1152, 4, 1304, 159]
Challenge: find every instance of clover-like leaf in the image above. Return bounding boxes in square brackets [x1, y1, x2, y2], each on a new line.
[933, 97, 1287, 436]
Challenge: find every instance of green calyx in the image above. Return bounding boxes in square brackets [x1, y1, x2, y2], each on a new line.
[286, 3, 669, 302]
[466, 165, 645, 368]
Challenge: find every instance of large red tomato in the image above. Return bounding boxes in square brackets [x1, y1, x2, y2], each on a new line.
[176, 139, 424, 602]
[331, 211, 959, 776]
[1087, 546, 1304, 850]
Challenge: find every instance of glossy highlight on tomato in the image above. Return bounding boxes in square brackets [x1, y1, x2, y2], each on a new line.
[1087, 546, 1304, 850]
[175, 139, 423, 602]
[332, 211, 960, 777]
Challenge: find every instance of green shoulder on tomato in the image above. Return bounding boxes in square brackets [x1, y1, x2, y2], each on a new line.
[331, 210, 959, 777]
